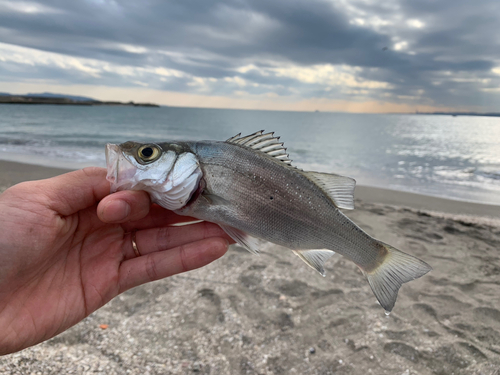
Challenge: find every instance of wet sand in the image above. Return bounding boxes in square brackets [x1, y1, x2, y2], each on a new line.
[1, 161, 499, 374]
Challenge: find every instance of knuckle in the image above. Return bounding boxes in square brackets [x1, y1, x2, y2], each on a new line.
[202, 221, 210, 238]
[145, 255, 160, 281]
[202, 221, 223, 238]
[81, 166, 105, 178]
[156, 227, 172, 249]
[178, 245, 189, 273]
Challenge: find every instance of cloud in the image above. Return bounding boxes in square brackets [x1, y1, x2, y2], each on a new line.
[0, 0, 61, 14]
[0, 0, 499, 111]
[407, 19, 425, 29]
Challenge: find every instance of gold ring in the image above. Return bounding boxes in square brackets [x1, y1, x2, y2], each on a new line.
[131, 231, 141, 257]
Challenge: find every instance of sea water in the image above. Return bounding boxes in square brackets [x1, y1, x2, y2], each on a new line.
[0, 105, 499, 205]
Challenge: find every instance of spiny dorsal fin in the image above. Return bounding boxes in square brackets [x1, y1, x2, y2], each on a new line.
[226, 131, 355, 209]
[226, 130, 293, 165]
[301, 171, 356, 210]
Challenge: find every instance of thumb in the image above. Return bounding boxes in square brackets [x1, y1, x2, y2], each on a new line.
[97, 190, 151, 223]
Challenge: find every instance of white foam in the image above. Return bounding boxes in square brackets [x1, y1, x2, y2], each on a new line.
[0, 150, 105, 169]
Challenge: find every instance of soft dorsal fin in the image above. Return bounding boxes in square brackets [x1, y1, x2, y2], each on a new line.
[226, 130, 293, 165]
[301, 171, 356, 210]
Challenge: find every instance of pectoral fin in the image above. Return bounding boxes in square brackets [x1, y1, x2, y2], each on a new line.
[293, 249, 336, 276]
[220, 225, 263, 255]
[202, 193, 230, 205]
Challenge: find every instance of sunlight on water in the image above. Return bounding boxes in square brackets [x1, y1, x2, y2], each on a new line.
[0, 106, 499, 205]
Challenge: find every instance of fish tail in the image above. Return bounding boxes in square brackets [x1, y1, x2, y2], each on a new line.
[362, 241, 431, 313]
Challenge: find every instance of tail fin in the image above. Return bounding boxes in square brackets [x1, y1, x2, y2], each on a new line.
[363, 242, 431, 313]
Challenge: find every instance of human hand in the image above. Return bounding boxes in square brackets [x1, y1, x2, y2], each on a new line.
[0, 167, 230, 355]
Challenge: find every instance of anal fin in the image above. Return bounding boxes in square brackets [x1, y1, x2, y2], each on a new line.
[293, 249, 336, 276]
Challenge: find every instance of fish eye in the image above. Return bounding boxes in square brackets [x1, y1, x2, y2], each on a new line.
[137, 145, 160, 163]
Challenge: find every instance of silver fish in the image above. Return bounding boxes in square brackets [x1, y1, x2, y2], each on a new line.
[105, 131, 431, 312]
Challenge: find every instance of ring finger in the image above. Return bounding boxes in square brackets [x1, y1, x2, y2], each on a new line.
[122, 221, 229, 260]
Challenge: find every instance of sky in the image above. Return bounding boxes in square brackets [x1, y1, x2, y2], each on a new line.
[1, 0, 500, 113]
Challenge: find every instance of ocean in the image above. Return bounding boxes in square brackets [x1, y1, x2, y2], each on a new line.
[0, 105, 499, 206]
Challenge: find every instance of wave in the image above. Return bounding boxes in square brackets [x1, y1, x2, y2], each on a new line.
[476, 169, 500, 181]
[0, 137, 52, 147]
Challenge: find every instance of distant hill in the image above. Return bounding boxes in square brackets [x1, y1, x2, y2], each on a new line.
[26, 92, 96, 102]
[0, 92, 159, 107]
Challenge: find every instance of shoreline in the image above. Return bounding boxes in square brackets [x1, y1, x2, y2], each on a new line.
[354, 185, 500, 218]
[0, 160, 73, 191]
[1, 159, 499, 219]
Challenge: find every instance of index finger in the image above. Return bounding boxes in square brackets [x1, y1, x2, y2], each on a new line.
[39, 167, 110, 216]
[121, 204, 201, 231]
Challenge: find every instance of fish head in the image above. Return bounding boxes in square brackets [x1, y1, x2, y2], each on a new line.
[105, 141, 203, 210]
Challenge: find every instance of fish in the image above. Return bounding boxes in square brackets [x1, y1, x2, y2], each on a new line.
[105, 130, 431, 313]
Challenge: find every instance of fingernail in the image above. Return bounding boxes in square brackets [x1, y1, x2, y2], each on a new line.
[105, 200, 131, 222]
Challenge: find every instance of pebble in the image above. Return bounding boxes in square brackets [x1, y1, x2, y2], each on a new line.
[192, 362, 201, 372]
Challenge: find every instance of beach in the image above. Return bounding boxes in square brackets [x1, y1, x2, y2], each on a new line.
[0, 161, 499, 374]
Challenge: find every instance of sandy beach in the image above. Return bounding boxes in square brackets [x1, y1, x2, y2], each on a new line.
[0, 160, 499, 374]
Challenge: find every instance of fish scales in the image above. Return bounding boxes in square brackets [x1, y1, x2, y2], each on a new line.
[106, 130, 431, 312]
[181, 140, 377, 266]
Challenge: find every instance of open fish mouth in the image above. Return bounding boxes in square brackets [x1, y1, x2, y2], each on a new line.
[105, 143, 138, 192]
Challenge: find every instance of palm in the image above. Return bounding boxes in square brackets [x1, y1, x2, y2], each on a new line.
[0, 168, 229, 355]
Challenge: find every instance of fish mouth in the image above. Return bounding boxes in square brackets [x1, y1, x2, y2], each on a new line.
[105, 143, 138, 192]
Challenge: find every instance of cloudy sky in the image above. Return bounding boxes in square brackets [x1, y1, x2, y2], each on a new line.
[1, 0, 499, 112]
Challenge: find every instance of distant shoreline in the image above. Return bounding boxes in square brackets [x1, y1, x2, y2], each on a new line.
[0, 94, 159, 107]
[414, 111, 500, 118]
[0, 96, 496, 114]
